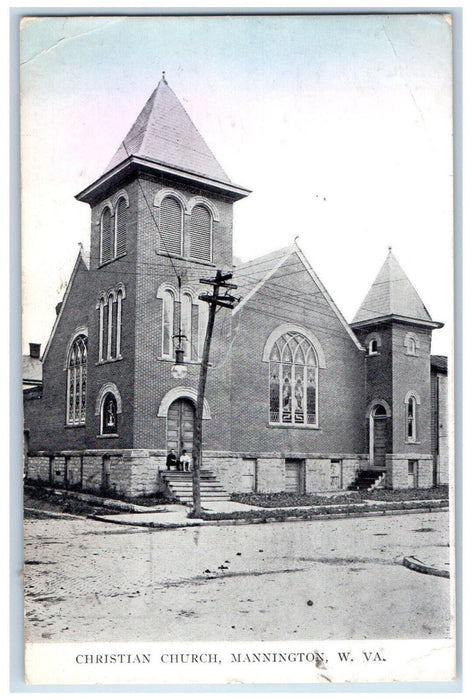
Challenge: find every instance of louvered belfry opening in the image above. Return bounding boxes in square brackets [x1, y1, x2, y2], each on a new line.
[115, 197, 127, 257]
[100, 208, 113, 264]
[190, 205, 212, 261]
[160, 196, 183, 256]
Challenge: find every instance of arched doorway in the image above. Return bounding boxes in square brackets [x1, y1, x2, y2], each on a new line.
[166, 398, 195, 457]
[370, 403, 389, 467]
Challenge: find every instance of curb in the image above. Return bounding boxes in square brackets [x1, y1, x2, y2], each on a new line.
[88, 504, 448, 529]
[24, 485, 174, 513]
[24, 507, 84, 520]
[89, 514, 204, 528]
[402, 555, 450, 578]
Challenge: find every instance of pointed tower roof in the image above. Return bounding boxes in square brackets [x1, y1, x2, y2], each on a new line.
[76, 76, 250, 204]
[352, 250, 442, 328]
[105, 76, 230, 182]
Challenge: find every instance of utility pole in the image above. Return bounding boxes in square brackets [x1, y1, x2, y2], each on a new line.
[190, 270, 238, 517]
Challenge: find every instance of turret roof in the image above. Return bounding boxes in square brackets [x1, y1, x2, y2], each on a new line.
[104, 77, 231, 184]
[352, 250, 433, 325]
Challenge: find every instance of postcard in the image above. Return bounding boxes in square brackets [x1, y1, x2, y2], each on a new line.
[20, 13, 455, 686]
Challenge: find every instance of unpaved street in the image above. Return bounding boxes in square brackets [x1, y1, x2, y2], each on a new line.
[24, 511, 451, 643]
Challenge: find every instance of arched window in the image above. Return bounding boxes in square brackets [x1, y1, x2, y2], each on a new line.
[160, 196, 183, 256]
[406, 394, 418, 442]
[367, 333, 381, 356]
[100, 207, 113, 264]
[198, 297, 209, 358]
[190, 205, 212, 262]
[97, 285, 125, 362]
[66, 334, 87, 425]
[404, 332, 419, 356]
[98, 296, 106, 362]
[269, 331, 318, 426]
[115, 197, 127, 257]
[101, 392, 118, 435]
[162, 289, 175, 358]
[116, 287, 124, 358]
[106, 292, 114, 360]
[181, 292, 193, 360]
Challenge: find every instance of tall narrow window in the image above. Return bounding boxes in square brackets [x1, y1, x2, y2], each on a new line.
[116, 288, 123, 358]
[406, 395, 417, 442]
[106, 293, 114, 360]
[160, 197, 183, 256]
[198, 298, 209, 358]
[66, 334, 87, 425]
[115, 197, 127, 257]
[269, 331, 318, 426]
[101, 393, 118, 435]
[100, 208, 113, 264]
[162, 289, 175, 358]
[190, 205, 212, 261]
[98, 297, 105, 362]
[181, 293, 193, 360]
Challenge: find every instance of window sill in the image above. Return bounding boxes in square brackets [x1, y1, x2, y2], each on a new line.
[405, 440, 420, 445]
[158, 357, 204, 365]
[98, 253, 127, 269]
[267, 423, 321, 430]
[97, 434, 119, 439]
[155, 250, 216, 267]
[96, 356, 123, 366]
[404, 353, 419, 357]
[367, 352, 379, 357]
[64, 423, 86, 429]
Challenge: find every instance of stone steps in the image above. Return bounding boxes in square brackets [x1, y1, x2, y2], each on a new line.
[347, 470, 386, 491]
[161, 469, 230, 504]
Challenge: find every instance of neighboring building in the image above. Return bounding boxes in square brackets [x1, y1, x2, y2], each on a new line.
[23, 78, 448, 497]
[431, 355, 449, 486]
[22, 343, 42, 390]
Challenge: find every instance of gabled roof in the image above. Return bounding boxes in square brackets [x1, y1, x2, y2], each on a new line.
[104, 77, 231, 184]
[232, 243, 364, 351]
[41, 248, 90, 363]
[352, 250, 436, 326]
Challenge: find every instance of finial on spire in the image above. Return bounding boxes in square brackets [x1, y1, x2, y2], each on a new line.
[162, 70, 167, 85]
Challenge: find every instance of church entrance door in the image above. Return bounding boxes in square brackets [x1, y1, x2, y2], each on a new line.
[167, 398, 195, 457]
[370, 404, 388, 467]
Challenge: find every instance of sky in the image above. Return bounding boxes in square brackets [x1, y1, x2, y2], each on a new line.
[19, 13, 453, 355]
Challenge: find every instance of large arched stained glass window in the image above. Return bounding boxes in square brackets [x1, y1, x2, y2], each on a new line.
[66, 334, 87, 425]
[269, 331, 318, 426]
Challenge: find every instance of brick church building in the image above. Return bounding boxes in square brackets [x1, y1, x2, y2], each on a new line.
[23, 77, 448, 499]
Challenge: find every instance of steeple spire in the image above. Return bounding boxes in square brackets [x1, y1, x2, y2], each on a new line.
[103, 78, 231, 184]
[352, 250, 435, 325]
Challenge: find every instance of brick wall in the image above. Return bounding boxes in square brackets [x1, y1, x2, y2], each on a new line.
[391, 323, 432, 456]
[230, 252, 366, 456]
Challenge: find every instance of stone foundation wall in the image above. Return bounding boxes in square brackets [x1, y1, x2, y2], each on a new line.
[129, 452, 161, 496]
[386, 454, 433, 489]
[26, 456, 50, 484]
[204, 457, 247, 494]
[27, 450, 165, 497]
[204, 454, 366, 494]
[67, 456, 82, 488]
